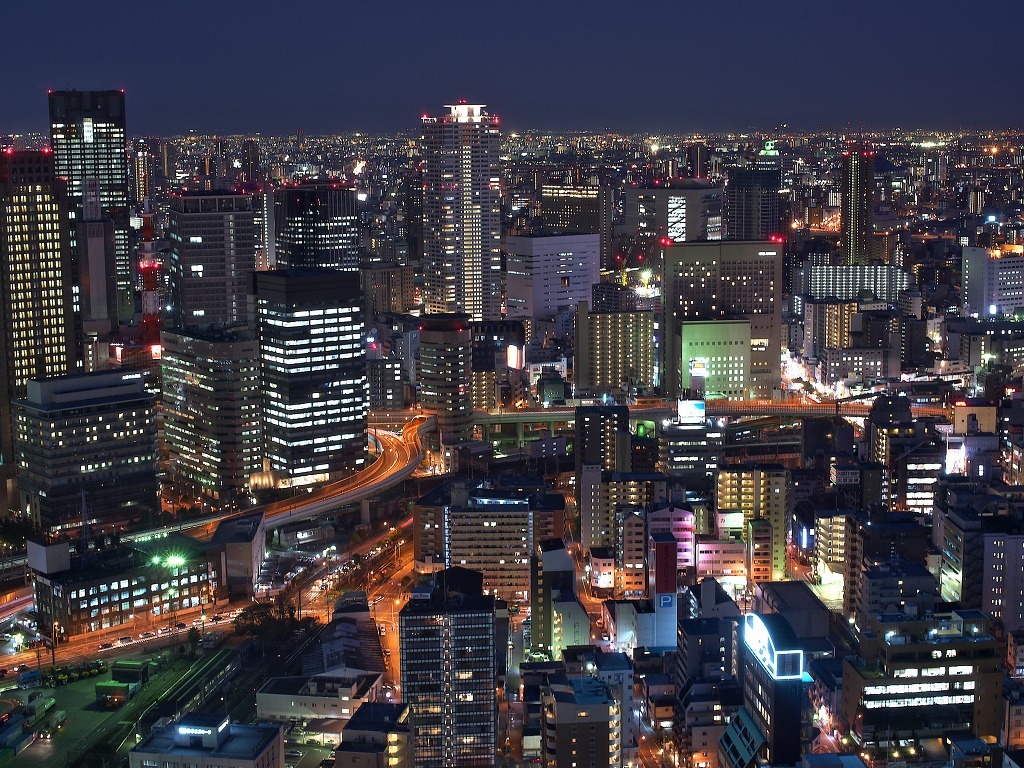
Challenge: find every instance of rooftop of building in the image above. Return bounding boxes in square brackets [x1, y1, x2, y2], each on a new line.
[545, 673, 614, 706]
[32, 532, 213, 584]
[210, 511, 264, 545]
[258, 672, 379, 700]
[133, 718, 280, 759]
[164, 324, 256, 344]
[342, 702, 410, 734]
[756, 580, 829, 612]
[862, 558, 934, 581]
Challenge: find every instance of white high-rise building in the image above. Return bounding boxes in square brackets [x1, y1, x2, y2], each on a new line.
[421, 103, 501, 321]
[963, 245, 1024, 317]
[504, 233, 600, 319]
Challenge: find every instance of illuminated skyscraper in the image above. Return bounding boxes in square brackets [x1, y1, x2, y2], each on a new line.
[168, 192, 256, 328]
[161, 326, 261, 508]
[420, 103, 501, 320]
[0, 149, 76, 483]
[274, 182, 361, 271]
[841, 141, 875, 265]
[48, 90, 132, 322]
[253, 269, 367, 487]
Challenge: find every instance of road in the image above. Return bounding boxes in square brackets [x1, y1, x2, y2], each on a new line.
[0, 415, 432, 582]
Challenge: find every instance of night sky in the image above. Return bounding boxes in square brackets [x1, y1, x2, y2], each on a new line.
[3, 0, 1022, 136]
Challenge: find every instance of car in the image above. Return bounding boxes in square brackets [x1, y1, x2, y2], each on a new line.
[210, 615, 224, 623]
[286, 750, 302, 759]
[139, 631, 156, 639]
[158, 627, 172, 635]
[175, 622, 187, 630]
[98, 642, 113, 650]
[117, 636, 132, 645]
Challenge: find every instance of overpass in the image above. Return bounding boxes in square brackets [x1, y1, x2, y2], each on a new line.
[462, 398, 948, 430]
[0, 415, 435, 581]
[703, 399, 949, 419]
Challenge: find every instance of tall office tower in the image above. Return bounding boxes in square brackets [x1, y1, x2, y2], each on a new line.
[688, 143, 710, 179]
[168, 192, 256, 328]
[716, 465, 788, 582]
[840, 141, 875, 265]
[401, 160, 424, 262]
[131, 141, 153, 204]
[48, 90, 132, 323]
[538, 182, 615, 269]
[573, 302, 655, 395]
[241, 139, 262, 183]
[15, 371, 157, 533]
[662, 241, 782, 398]
[161, 327, 261, 507]
[503, 233, 600, 320]
[623, 182, 725, 242]
[725, 143, 782, 240]
[421, 103, 501, 320]
[417, 314, 473, 459]
[400, 567, 498, 767]
[0, 150, 76, 503]
[274, 182, 361, 271]
[253, 269, 367, 487]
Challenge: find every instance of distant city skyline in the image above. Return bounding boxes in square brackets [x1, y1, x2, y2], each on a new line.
[1, 0, 1022, 135]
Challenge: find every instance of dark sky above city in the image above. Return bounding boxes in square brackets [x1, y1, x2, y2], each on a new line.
[3, 0, 1023, 136]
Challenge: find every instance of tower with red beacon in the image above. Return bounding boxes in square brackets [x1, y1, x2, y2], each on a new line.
[135, 206, 161, 354]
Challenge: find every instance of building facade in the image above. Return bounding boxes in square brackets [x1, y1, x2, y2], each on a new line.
[662, 241, 781, 398]
[421, 103, 501, 320]
[274, 182, 361, 272]
[48, 90, 131, 322]
[15, 371, 157, 533]
[574, 303, 655, 395]
[417, 314, 473, 454]
[0, 150, 76, 482]
[161, 327, 261, 506]
[504, 233, 600, 320]
[399, 569, 498, 767]
[253, 269, 367, 487]
[168, 192, 256, 328]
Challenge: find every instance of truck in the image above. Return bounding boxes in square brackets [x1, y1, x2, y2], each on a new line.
[37, 711, 66, 739]
[17, 669, 40, 687]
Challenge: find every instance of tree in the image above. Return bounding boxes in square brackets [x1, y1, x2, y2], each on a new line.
[187, 627, 201, 655]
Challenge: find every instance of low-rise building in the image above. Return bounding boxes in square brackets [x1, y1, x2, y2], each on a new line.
[256, 674, 383, 728]
[30, 534, 220, 638]
[129, 714, 283, 768]
[335, 702, 412, 768]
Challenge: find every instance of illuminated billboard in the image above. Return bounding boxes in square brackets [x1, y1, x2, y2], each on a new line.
[677, 399, 706, 424]
[743, 613, 803, 680]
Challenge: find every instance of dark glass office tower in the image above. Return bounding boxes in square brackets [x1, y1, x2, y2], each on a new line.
[273, 182, 361, 271]
[841, 141, 875, 265]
